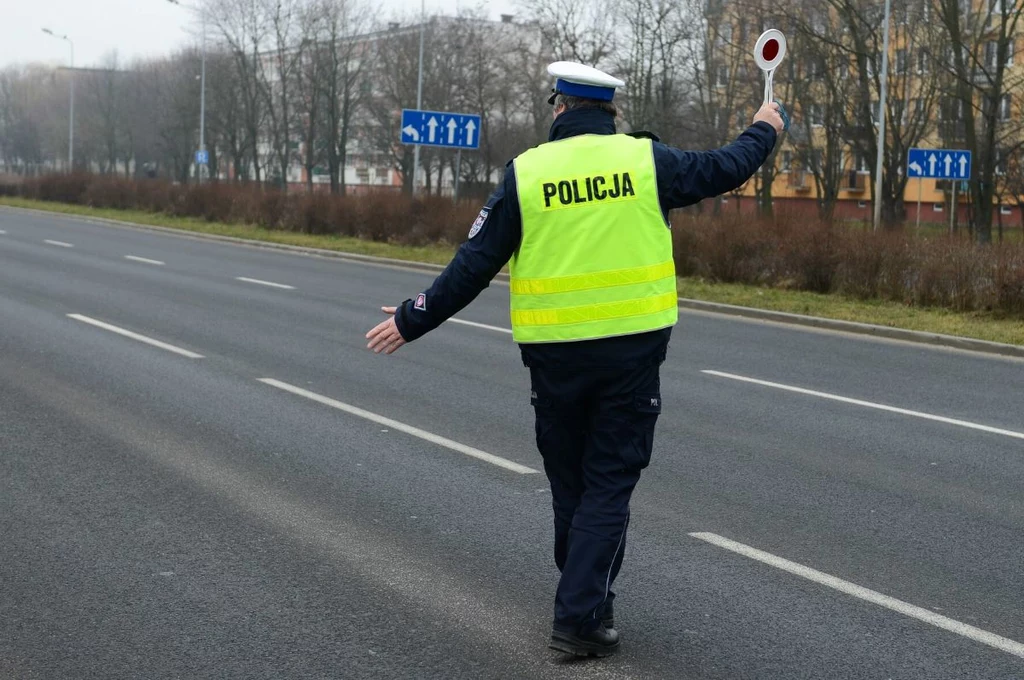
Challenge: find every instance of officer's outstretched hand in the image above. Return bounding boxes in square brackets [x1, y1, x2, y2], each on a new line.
[366, 306, 408, 355]
[753, 101, 787, 134]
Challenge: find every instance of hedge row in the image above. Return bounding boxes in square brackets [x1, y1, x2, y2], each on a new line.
[671, 211, 1024, 315]
[2, 174, 1023, 316]
[0, 174, 476, 246]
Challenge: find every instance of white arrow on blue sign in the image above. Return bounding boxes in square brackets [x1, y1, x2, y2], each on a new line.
[907, 148, 971, 180]
[401, 109, 481, 150]
[195, 149, 209, 165]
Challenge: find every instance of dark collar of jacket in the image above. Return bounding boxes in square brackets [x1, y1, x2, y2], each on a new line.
[547, 108, 616, 142]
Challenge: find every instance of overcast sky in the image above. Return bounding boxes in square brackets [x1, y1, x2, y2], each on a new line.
[3, 0, 519, 69]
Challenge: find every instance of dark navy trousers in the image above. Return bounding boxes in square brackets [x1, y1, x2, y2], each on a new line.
[529, 362, 661, 632]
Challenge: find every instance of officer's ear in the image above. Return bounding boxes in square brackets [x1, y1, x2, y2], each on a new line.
[552, 103, 566, 120]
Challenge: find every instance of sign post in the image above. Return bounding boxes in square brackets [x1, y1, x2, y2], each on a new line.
[906, 148, 972, 230]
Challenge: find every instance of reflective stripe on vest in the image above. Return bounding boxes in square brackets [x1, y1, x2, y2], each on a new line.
[510, 133, 677, 343]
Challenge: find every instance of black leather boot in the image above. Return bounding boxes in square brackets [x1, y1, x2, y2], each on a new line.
[601, 601, 614, 630]
[549, 623, 620, 657]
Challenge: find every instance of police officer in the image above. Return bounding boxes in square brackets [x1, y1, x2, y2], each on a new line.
[366, 61, 787, 657]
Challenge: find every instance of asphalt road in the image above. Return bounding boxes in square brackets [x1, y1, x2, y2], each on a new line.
[2, 206, 1023, 679]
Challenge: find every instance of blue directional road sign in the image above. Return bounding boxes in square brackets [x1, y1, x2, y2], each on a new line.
[195, 149, 209, 165]
[401, 109, 481, 150]
[907, 148, 971, 180]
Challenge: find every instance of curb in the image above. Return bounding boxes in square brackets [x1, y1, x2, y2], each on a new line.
[3, 203, 1020, 359]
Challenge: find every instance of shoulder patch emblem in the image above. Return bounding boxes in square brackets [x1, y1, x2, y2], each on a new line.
[468, 208, 490, 239]
[414, 293, 427, 311]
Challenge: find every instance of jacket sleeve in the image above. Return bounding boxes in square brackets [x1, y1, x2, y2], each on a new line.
[654, 122, 777, 211]
[394, 166, 521, 342]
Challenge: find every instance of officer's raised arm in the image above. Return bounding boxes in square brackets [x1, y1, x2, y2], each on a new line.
[654, 101, 787, 211]
[365, 169, 521, 354]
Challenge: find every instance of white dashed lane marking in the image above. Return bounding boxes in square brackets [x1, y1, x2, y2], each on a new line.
[68, 314, 204, 359]
[125, 255, 166, 266]
[703, 370, 1024, 441]
[44, 240, 73, 248]
[691, 532, 1024, 659]
[236, 277, 295, 290]
[449, 317, 513, 334]
[258, 378, 539, 475]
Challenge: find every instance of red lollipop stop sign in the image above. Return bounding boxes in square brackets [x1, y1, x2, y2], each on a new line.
[754, 29, 787, 105]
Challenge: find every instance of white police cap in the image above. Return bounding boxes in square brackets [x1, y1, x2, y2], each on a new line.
[547, 61, 625, 105]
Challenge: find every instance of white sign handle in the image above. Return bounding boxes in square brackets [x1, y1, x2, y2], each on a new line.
[754, 30, 787, 105]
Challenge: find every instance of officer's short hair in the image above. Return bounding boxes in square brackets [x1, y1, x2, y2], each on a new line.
[555, 93, 618, 117]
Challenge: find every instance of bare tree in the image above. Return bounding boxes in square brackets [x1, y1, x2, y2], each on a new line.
[316, 0, 371, 194]
[210, 0, 270, 182]
[934, 0, 1024, 242]
[613, 0, 694, 138]
[518, 0, 618, 67]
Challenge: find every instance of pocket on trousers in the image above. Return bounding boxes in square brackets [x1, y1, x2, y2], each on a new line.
[634, 393, 662, 414]
[625, 392, 661, 470]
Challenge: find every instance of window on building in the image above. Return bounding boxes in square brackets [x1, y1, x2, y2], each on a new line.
[856, 151, 870, 172]
[940, 97, 965, 121]
[809, 103, 824, 126]
[913, 98, 926, 120]
[995, 148, 1008, 175]
[985, 40, 1014, 69]
[934, 203, 944, 212]
[894, 99, 908, 124]
[780, 150, 792, 172]
[716, 23, 732, 46]
[1001, 205, 1013, 215]
[1000, 94, 1012, 121]
[810, 10, 827, 34]
[917, 50, 930, 74]
[895, 48, 908, 74]
[716, 65, 729, 88]
[811, 149, 824, 172]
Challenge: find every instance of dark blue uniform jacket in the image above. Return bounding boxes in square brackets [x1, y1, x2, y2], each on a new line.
[394, 108, 777, 368]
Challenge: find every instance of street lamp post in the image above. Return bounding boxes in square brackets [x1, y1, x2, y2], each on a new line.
[167, 0, 208, 183]
[873, 0, 892, 231]
[42, 28, 74, 172]
[413, 0, 425, 194]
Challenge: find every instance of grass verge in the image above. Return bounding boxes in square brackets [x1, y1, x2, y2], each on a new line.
[677, 278, 1024, 346]
[3, 195, 1021, 347]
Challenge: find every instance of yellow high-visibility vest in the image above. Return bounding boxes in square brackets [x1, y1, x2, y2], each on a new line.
[510, 133, 677, 343]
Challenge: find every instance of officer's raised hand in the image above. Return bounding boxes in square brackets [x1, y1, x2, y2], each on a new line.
[366, 306, 407, 355]
[753, 101, 788, 134]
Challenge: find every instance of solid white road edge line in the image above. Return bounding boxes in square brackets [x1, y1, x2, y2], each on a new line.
[67, 314, 204, 359]
[702, 370, 1024, 441]
[258, 378, 539, 475]
[124, 255, 165, 266]
[235, 276, 295, 290]
[449, 317, 513, 334]
[44, 239, 73, 248]
[690, 531, 1024, 659]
